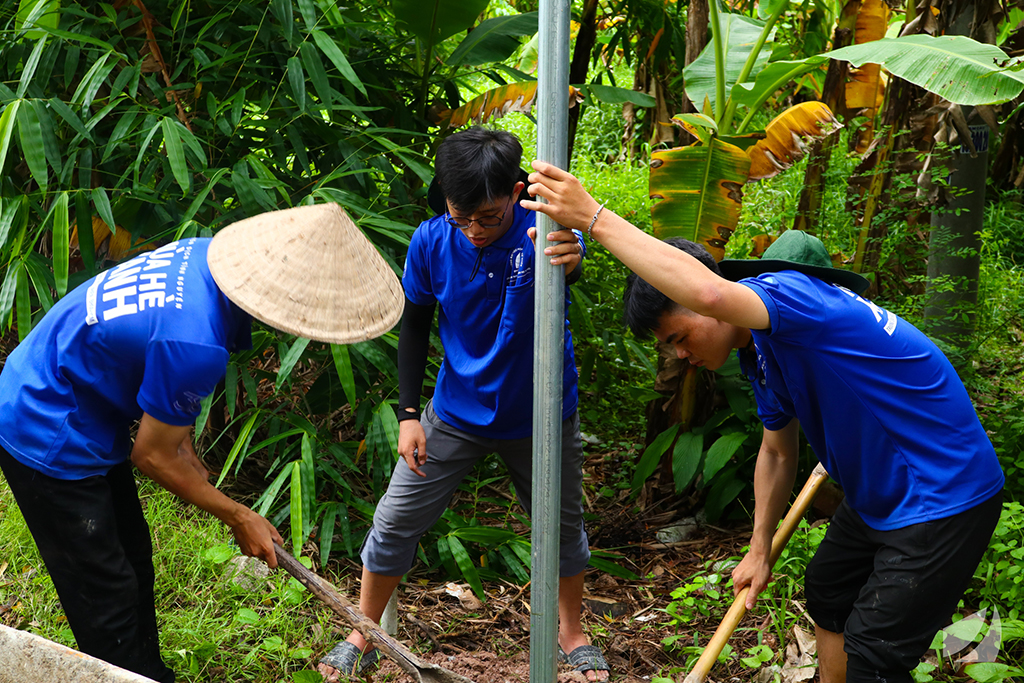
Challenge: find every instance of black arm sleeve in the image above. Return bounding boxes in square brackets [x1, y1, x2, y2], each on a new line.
[397, 296, 436, 421]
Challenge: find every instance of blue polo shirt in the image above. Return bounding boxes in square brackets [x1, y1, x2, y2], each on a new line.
[737, 271, 1003, 530]
[0, 238, 251, 480]
[402, 204, 579, 439]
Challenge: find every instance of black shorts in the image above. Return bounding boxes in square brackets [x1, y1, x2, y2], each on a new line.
[805, 490, 1003, 683]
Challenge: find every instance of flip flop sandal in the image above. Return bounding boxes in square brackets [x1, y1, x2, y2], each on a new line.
[319, 641, 382, 678]
[558, 644, 611, 678]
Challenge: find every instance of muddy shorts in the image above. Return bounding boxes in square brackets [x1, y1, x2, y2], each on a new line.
[805, 490, 1003, 683]
[361, 401, 590, 577]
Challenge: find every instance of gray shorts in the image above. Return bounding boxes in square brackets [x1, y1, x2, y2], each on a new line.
[361, 401, 590, 577]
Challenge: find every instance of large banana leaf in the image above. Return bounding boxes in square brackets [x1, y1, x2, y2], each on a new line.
[649, 139, 751, 260]
[446, 12, 538, 66]
[845, 0, 889, 111]
[826, 35, 1024, 106]
[747, 101, 842, 181]
[439, 82, 583, 128]
[391, 0, 488, 46]
[684, 12, 773, 118]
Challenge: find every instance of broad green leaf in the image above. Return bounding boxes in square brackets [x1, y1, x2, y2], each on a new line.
[585, 83, 656, 108]
[311, 30, 366, 97]
[702, 432, 747, 483]
[587, 550, 640, 580]
[0, 101, 23, 180]
[330, 344, 357, 408]
[161, 118, 190, 196]
[276, 337, 312, 391]
[391, 0, 489, 46]
[684, 13, 773, 117]
[632, 424, 680, 491]
[286, 56, 305, 111]
[447, 12, 538, 66]
[756, 0, 788, 21]
[704, 472, 745, 522]
[51, 192, 69, 296]
[272, 0, 293, 44]
[496, 544, 529, 583]
[451, 527, 520, 545]
[16, 35, 48, 98]
[649, 138, 752, 260]
[289, 461, 303, 555]
[17, 101, 48, 193]
[672, 431, 704, 493]
[297, 0, 317, 30]
[963, 663, 1024, 683]
[91, 187, 116, 234]
[446, 535, 485, 601]
[825, 34, 1024, 105]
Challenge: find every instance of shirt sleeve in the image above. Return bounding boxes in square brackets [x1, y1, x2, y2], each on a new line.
[402, 225, 436, 307]
[738, 272, 827, 345]
[137, 340, 229, 426]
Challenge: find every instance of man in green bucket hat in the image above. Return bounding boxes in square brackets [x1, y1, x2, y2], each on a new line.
[522, 162, 1004, 683]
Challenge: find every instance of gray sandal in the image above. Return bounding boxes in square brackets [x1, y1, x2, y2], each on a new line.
[319, 641, 381, 677]
[558, 644, 610, 677]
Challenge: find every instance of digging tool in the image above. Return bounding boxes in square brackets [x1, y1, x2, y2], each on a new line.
[273, 544, 476, 683]
[682, 463, 830, 683]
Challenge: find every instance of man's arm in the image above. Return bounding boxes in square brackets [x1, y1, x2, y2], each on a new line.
[522, 161, 770, 331]
[131, 413, 284, 567]
[731, 419, 800, 609]
[396, 297, 435, 477]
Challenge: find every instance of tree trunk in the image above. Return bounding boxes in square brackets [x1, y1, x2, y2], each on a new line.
[567, 0, 599, 161]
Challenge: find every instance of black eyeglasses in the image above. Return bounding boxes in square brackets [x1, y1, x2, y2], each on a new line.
[445, 198, 512, 230]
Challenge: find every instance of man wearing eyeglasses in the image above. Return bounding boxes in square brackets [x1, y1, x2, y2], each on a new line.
[318, 127, 609, 681]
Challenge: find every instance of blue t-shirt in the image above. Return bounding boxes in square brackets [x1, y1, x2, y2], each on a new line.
[0, 238, 251, 480]
[402, 204, 579, 439]
[738, 271, 1004, 530]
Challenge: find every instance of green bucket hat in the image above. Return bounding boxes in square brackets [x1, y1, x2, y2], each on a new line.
[718, 230, 870, 295]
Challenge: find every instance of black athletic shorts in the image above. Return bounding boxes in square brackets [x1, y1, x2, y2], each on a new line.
[805, 490, 1003, 683]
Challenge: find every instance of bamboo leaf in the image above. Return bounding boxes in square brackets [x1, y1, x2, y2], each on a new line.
[631, 424, 679, 491]
[319, 504, 337, 564]
[447, 12, 538, 67]
[22, 255, 53, 313]
[161, 117, 190, 196]
[0, 261, 22, 328]
[15, 262, 30, 341]
[311, 29, 367, 97]
[216, 411, 261, 487]
[195, 392, 214, 437]
[300, 433, 316, 536]
[378, 404, 399, 462]
[825, 34, 1024, 106]
[71, 52, 113, 109]
[255, 464, 293, 518]
[102, 110, 140, 163]
[32, 100, 61, 176]
[48, 97, 93, 142]
[286, 56, 306, 111]
[300, 42, 332, 112]
[17, 101, 48, 194]
[16, 0, 59, 38]
[289, 461, 303, 555]
[16, 35, 48, 98]
[672, 431, 704, 493]
[0, 101, 23, 180]
[182, 167, 229, 223]
[330, 343, 357, 408]
[91, 187, 116, 235]
[52, 192, 69, 297]
[297, 0, 317, 31]
[0, 197, 25, 254]
[272, 0, 293, 44]
[747, 101, 842, 181]
[276, 337, 312, 391]
[649, 139, 752, 260]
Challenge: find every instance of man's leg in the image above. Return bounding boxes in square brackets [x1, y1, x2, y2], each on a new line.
[815, 626, 847, 683]
[0, 447, 175, 683]
[501, 412, 606, 681]
[319, 403, 486, 681]
[842, 491, 1003, 683]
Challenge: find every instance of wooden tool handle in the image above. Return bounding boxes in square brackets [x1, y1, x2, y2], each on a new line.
[682, 464, 829, 683]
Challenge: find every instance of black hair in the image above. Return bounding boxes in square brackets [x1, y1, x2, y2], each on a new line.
[434, 127, 523, 213]
[622, 237, 723, 338]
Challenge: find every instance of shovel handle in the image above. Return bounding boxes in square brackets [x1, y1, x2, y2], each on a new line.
[682, 464, 830, 683]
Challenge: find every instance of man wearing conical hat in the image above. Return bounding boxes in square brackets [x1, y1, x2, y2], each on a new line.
[0, 204, 403, 682]
[523, 162, 1004, 683]
[318, 128, 610, 682]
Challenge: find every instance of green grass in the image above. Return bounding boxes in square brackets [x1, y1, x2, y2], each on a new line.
[0, 476, 334, 683]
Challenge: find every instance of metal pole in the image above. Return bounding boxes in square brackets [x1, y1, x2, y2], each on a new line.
[531, 2, 570, 683]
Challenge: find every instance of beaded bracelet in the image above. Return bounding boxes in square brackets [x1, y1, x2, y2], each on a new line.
[587, 202, 606, 241]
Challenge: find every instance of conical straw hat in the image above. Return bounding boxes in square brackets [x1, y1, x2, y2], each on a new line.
[207, 203, 404, 344]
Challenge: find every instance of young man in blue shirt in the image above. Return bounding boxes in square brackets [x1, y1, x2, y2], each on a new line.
[523, 162, 1004, 683]
[0, 204, 402, 682]
[319, 128, 609, 682]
